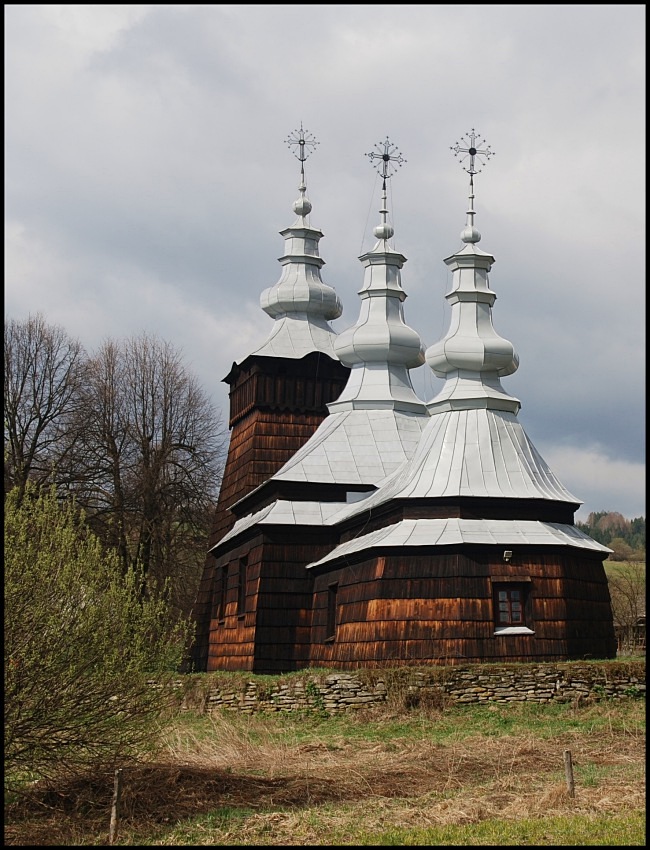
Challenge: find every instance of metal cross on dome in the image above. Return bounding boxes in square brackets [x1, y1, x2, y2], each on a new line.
[366, 137, 406, 187]
[450, 129, 494, 175]
[285, 122, 319, 162]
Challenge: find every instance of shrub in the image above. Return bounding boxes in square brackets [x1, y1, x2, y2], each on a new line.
[4, 485, 191, 789]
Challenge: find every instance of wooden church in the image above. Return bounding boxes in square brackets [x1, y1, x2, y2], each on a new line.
[191, 127, 617, 673]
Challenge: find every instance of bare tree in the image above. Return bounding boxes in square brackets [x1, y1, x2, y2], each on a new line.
[4, 317, 226, 618]
[608, 562, 646, 654]
[4, 314, 86, 498]
[66, 339, 134, 568]
[70, 333, 227, 617]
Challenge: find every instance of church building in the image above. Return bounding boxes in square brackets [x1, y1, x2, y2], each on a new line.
[191, 127, 616, 673]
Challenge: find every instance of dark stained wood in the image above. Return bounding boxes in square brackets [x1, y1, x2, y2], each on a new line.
[226, 352, 349, 426]
[193, 345, 616, 673]
[205, 533, 335, 673]
[204, 534, 616, 672]
[337, 497, 578, 543]
[308, 548, 616, 669]
[191, 351, 348, 671]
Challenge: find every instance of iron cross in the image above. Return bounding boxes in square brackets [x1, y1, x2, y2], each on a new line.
[366, 137, 406, 186]
[450, 129, 494, 175]
[286, 122, 319, 163]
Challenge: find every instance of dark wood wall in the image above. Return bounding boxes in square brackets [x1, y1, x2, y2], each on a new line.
[227, 354, 349, 427]
[206, 542, 616, 674]
[336, 498, 578, 544]
[206, 531, 336, 673]
[206, 539, 262, 671]
[192, 351, 348, 671]
[308, 547, 617, 668]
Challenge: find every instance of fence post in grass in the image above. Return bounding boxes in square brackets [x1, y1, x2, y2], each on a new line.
[109, 768, 123, 845]
[563, 749, 575, 798]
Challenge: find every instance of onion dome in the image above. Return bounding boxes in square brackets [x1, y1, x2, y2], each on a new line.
[251, 123, 342, 359]
[330, 137, 426, 414]
[261, 138, 429, 491]
[426, 130, 519, 414]
[328, 130, 579, 513]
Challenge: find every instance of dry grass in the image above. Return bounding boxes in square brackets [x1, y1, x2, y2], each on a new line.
[4, 702, 645, 846]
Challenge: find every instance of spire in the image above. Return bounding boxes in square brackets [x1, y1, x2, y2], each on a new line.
[329, 137, 426, 414]
[451, 128, 494, 244]
[425, 129, 520, 414]
[250, 123, 342, 359]
[285, 121, 319, 225]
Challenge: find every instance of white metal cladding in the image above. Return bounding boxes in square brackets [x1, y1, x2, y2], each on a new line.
[250, 312, 340, 359]
[210, 499, 346, 552]
[216, 141, 602, 570]
[272, 408, 428, 485]
[245, 169, 342, 362]
[328, 362, 428, 413]
[305, 518, 612, 569]
[262, 174, 428, 486]
[332, 407, 580, 525]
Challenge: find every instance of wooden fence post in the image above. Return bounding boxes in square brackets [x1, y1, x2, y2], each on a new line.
[109, 768, 123, 845]
[563, 749, 575, 798]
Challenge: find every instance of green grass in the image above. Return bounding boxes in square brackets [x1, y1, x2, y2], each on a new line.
[119, 804, 646, 846]
[5, 698, 645, 846]
[172, 696, 644, 747]
[358, 811, 646, 846]
[605, 559, 646, 579]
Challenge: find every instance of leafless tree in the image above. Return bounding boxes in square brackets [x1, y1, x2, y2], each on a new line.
[65, 339, 133, 568]
[608, 562, 646, 653]
[70, 333, 227, 617]
[4, 317, 227, 618]
[4, 314, 86, 498]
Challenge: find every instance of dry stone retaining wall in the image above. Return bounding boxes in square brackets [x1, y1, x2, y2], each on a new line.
[175, 661, 645, 715]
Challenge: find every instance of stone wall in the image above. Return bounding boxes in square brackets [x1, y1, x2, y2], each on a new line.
[174, 661, 645, 715]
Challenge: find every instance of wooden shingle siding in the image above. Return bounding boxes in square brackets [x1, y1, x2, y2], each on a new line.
[191, 352, 348, 672]
[337, 498, 577, 542]
[228, 353, 349, 426]
[206, 536, 332, 672]
[307, 547, 616, 668]
[203, 530, 615, 672]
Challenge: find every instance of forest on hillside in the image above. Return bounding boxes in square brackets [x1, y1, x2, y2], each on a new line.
[576, 512, 646, 560]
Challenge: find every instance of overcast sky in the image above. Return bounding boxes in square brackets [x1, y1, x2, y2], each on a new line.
[5, 4, 645, 522]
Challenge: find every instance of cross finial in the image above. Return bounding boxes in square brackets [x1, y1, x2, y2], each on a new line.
[450, 128, 494, 175]
[365, 137, 406, 244]
[286, 122, 319, 163]
[286, 122, 319, 198]
[366, 137, 406, 188]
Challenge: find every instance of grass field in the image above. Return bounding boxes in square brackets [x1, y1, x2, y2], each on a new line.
[605, 560, 645, 579]
[5, 696, 645, 845]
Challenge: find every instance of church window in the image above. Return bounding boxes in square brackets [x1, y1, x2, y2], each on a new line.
[217, 565, 229, 622]
[492, 581, 534, 635]
[237, 557, 247, 618]
[326, 583, 338, 641]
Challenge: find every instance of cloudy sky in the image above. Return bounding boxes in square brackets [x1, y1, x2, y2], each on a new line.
[5, 4, 645, 522]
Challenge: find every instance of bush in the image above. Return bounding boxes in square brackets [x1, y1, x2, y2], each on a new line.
[4, 485, 191, 789]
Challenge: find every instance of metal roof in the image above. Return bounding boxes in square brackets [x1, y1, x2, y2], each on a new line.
[329, 153, 580, 520]
[210, 499, 345, 552]
[333, 406, 580, 523]
[266, 138, 429, 487]
[272, 407, 428, 485]
[305, 518, 612, 568]
[213, 501, 610, 558]
[218, 134, 594, 560]
[246, 135, 342, 362]
[249, 312, 341, 359]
